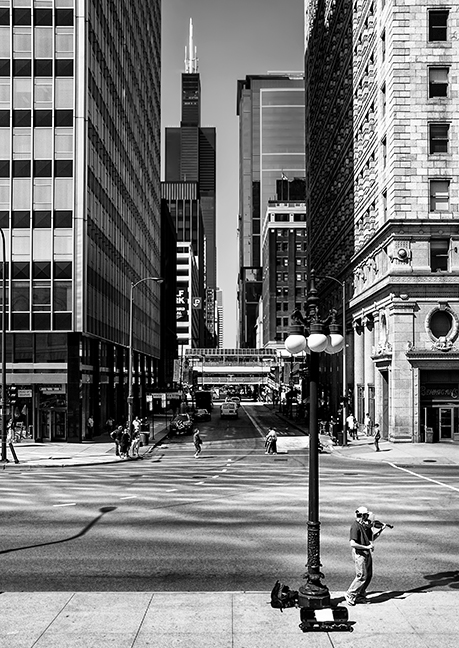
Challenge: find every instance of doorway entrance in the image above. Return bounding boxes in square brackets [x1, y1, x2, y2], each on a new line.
[39, 408, 67, 441]
[423, 406, 458, 442]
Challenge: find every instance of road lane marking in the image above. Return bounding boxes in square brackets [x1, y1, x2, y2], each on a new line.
[120, 495, 137, 499]
[53, 502, 76, 507]
[212, 475, 219, 479]
[389, 463, 459, 493]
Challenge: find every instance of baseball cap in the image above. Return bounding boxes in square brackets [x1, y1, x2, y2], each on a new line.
[355, 506, 369, 515]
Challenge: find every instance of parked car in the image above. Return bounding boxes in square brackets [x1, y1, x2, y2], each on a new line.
[193, 408, 211, 422]
[170, 413, 193, 435]
[220, 402, 238, 419]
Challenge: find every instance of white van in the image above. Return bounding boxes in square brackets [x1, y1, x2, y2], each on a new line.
[220, 402, 238, 419]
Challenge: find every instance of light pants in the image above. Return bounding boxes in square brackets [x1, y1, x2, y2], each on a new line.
[346, 549, 373, 601]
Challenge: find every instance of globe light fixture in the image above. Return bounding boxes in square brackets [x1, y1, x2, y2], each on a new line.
[324, 331, 345, 355]
[284, 333, 307, 355]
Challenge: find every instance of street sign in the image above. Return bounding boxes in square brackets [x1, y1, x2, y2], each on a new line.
[18, 389, 32, 398]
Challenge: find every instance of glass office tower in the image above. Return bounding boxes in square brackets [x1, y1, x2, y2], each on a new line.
[0, 0, 161, 441]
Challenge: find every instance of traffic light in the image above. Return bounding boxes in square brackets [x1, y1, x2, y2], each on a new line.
[8, 385, 17, 404]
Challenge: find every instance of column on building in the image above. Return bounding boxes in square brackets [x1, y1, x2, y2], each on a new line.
[353, 319, 364, 420]
[363, 314, 375, 425]
[387, 300, 416, 442]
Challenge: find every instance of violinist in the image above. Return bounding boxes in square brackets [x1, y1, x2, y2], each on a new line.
[345, 506, 391, 606]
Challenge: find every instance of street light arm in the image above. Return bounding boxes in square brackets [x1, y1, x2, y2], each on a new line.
[127, 276, 163, 430]
[131, 276, 164, 290]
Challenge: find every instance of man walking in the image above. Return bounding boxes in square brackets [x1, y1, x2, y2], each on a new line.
[345, 506, 386, 606]
[193, 428, 203, 458]
[373, 424, 381, 452]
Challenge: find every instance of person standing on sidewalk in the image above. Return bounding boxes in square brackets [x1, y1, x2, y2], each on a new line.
[364, 413, 373, 436]
[345, 506, 386, 606]
[346, 413, 357, 440]
[110, 425, 123, 457]
[373, 424, 381, 452]
[193, 428, 203, 458]
[119, 426, 131, 459]
[6, 419, 19, 464]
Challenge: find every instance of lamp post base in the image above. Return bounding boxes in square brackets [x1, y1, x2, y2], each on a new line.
[298, 580, 330, 609]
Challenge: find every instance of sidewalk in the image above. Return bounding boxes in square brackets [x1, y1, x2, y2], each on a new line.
[1, 421, 171, 468]
[329, 434, 459, 466]
[1, 590, 458, 647]
[272, 406, 459, 466]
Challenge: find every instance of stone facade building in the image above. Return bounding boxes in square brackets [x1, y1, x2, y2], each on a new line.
[305, 0, 459, 443]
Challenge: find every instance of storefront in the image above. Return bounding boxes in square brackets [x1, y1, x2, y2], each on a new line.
[420, 380, 459, 443]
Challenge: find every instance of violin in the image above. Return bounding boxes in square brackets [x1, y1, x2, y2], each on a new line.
[372, 520, 394, 529]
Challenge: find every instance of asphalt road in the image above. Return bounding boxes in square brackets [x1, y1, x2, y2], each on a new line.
[2, 403, 459, 594]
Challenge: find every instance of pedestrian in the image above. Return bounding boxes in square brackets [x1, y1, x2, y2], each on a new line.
[265, 427, 278, 454]
[130, 429, 141, 458]
[364, 413, 373, 436]
[345, 506, 387, 606]
[373, 423, 381, 452]
[193, 428, 203, 457]
[105, 417, 115, 435]
[346, 413, 357, 440]
[119, 426, 131, 459]
[110, 425, 123, 457]
[132, 416, 141, 435]
[87, 415, 94, 439]
[6, 419, 19, 464]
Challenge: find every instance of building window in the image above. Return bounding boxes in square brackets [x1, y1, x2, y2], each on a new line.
[430, 239, 450, 272]
[381, 30, 386, 62]
[429, 10, 448, 42]
[381, 189, 387, 220]
[381, 135, 387, 167]
[34, 26, 53, 58]
[13, 27, 32, 59]
[430, 180, 450, 211]
[34, 78, 53, 109]
[429, 67, 449, 98]
[429, 123, 449, 153]
[380, 82, 386, 116]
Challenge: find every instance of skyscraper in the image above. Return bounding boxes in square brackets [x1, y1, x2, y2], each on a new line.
[0, 0, 162, 441]
[236, 73, 305, 348]
[164, 19, 217, 347]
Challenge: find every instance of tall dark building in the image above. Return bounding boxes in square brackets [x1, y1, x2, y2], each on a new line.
[164, 20, 217, 348]
[0, 0, 162, 442]
[236, 73, 305, 348]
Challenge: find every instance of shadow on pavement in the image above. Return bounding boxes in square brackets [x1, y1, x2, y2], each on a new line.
[366, 569, 459, 604]
[0, 506, 117, 555]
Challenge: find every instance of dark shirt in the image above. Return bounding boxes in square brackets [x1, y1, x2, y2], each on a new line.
[349, 520, 373, 554]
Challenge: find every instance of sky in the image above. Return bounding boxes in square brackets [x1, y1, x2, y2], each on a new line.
[161, 0, 305, 347]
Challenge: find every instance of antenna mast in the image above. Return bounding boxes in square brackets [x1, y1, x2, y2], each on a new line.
[184, 18, 198, 73]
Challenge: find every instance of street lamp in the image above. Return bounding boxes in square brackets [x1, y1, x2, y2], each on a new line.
[284, 270, 344, 610]
[0, 227, 7, 463]
[127, 276, 163, 429]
